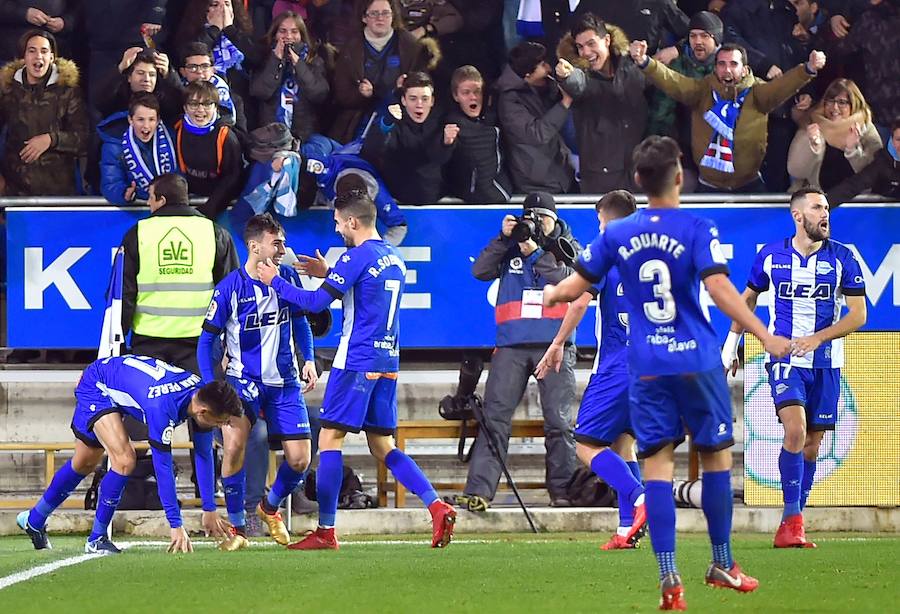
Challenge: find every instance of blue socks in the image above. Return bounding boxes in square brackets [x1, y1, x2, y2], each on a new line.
[645, 480, 677, 579]
[266, 462, 307, 510]
[385, 448, 439, 507]
[222, 469, 247, 528]
[626, 461, 642, 483]
[590, 450, 643, 530]
[779, 448, 803, 519]
[800, 459, 817, 510]
[88, 469, 129, 541]
[701, 470, 734, 569]
[29, 460, 87, 530]
[317, 450, 343, 528]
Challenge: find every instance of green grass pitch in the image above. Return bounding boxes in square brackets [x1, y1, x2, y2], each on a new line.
[1, 533, 897, 612]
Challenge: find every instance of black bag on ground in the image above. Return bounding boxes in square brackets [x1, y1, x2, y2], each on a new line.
[304, 464, 378, 509]
[564, 467, 616, 507]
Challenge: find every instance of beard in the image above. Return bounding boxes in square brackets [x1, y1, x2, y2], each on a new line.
[803, 216, 829, 242]
[341, 233, 356, 248]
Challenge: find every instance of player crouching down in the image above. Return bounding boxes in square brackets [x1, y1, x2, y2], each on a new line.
[18, 355, 242, 554]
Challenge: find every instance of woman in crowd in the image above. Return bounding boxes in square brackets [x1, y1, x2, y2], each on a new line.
[250, 11, 329, 141]
[328, 0, 438, 144]
[174, 80, 242, 219]
[788, 78, 882, 192]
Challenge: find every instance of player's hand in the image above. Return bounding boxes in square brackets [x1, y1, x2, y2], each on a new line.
[791, 334, 821, 356]
[807, 50, 826, 73]
[19, 133, 52, 163]
[764, 334, 792, 359]
[201, 511, 232, 542]
[301, 360, 318, 392]
[256, 258, 279, 285]
[501, 214, 517, 237]
[830, 14, 850, 38]
[443, 123, 459, 145]
[294, 249, 329, 278]
[629, 40, 649, 66]
[167, 527, 194, 553]
[534, 343, 564, 379]
[555, 58, 573, 80]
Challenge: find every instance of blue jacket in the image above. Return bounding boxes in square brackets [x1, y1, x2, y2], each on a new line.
[97, 111, 144, 205]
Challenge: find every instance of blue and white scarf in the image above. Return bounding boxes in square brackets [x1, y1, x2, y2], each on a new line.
[276, 45, 308, 128]
[700, 89, 750, 173]
[122, 122, 176, 191]
[210, 73, 235, 115]
[211, 31, 245, 75]
[182, 111, 219, 135]
[244, 153, 301, 217]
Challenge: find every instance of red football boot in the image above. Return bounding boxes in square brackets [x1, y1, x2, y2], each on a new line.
[705, 561, 760, 592]
[287, 527, 339, 550]
[429, 500, 457, 548]
[600, 533, 638, 551]
[659, 573, 687, 611]
[774, 514, 817, 548]
[624, 502, 647, 543]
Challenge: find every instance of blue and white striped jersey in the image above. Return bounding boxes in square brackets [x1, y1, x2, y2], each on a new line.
[203, 265, 309, 386]
[747, 238, 866, 368]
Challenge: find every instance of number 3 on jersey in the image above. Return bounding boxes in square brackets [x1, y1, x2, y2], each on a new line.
[639, 259, 676, 324]
[384, 279, 401, 330]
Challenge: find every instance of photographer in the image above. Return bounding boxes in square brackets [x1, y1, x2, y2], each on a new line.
[460, 192, 580, 511]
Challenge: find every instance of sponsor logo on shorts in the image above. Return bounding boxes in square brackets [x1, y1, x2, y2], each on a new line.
[775, 383, 789, 395]
[717, 423, 727, 435]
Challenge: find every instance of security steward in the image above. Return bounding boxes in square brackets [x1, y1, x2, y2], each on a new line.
[460, 192, 580, 510]
[120, 172, 238, 370]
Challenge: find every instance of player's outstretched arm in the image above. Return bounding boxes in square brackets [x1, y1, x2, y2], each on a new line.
[721, 287, 760, 375]
[535, 290, 591, 379]
[543, 272, 592, 307]
[259, 258, 334, 313]
[150, 448, 193, 553]
[705, 273, 790, 358]
[792, 294, 866, 356]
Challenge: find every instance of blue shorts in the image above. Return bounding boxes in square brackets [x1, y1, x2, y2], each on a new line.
[320, 368, 397, 435]
[70, 363, 122, 448]
[766, 364, 839, 431]
[227, 376, 311, 449]
[629, 367, 734, 459]
[574, 369, 633, 447]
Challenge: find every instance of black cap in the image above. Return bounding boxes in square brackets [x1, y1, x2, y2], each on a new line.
[508, 41, 547, 79]
[523, 191, 558, 220]
[688, 11, 724, 45]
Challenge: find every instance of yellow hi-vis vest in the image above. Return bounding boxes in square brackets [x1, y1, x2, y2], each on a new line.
[133, 215, 216, 338]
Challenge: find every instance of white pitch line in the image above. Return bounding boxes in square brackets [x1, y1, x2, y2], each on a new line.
[0, 552, 104, 591]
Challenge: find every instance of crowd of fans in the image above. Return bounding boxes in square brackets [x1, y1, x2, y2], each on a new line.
[0, 0, 898, 213]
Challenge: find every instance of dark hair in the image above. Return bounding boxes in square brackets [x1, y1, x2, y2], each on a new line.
[790, 187, 826, 208]
[508, 41, 547, 79]
[891, 117, 900, 134]
[180, 41, 213, 66]
[183, 79, 219, 105]
[570, 12, 608, 40]
[195, 381, 244, 419]
[632, 136, 682, 197]
[18, 29, 57, 57]
[150, 173, 189, 205]
[357, 0, 405, 32]
[265, 11, 314, 57]
[128, 92, 161, 117]
[596, 190, 637, 218]
[126, 49, 159, 78]
[401, 71, 433, 95]
[335, 190, 377, 227]
[243, 213, 285, 245]
[716, 43, 749, 66]
[335, 172, 369, 198]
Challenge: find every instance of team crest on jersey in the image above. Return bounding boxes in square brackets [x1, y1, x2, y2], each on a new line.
[205, 300, 217, 320]
[510, 257, 523, 271]
[161, 423, 175, 446]
[815, 261, 834, 275]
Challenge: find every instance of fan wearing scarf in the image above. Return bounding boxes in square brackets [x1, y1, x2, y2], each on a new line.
[630, 39, 826, 192]
[174, 80, 243, 219]
[250, 11, 329, 142]
[787, 78, 883, 193]
[99, 93, 176, 205]
[178, 41, 248, 137]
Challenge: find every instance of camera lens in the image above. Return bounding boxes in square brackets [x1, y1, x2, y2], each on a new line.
[511, 219, 535, 242]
